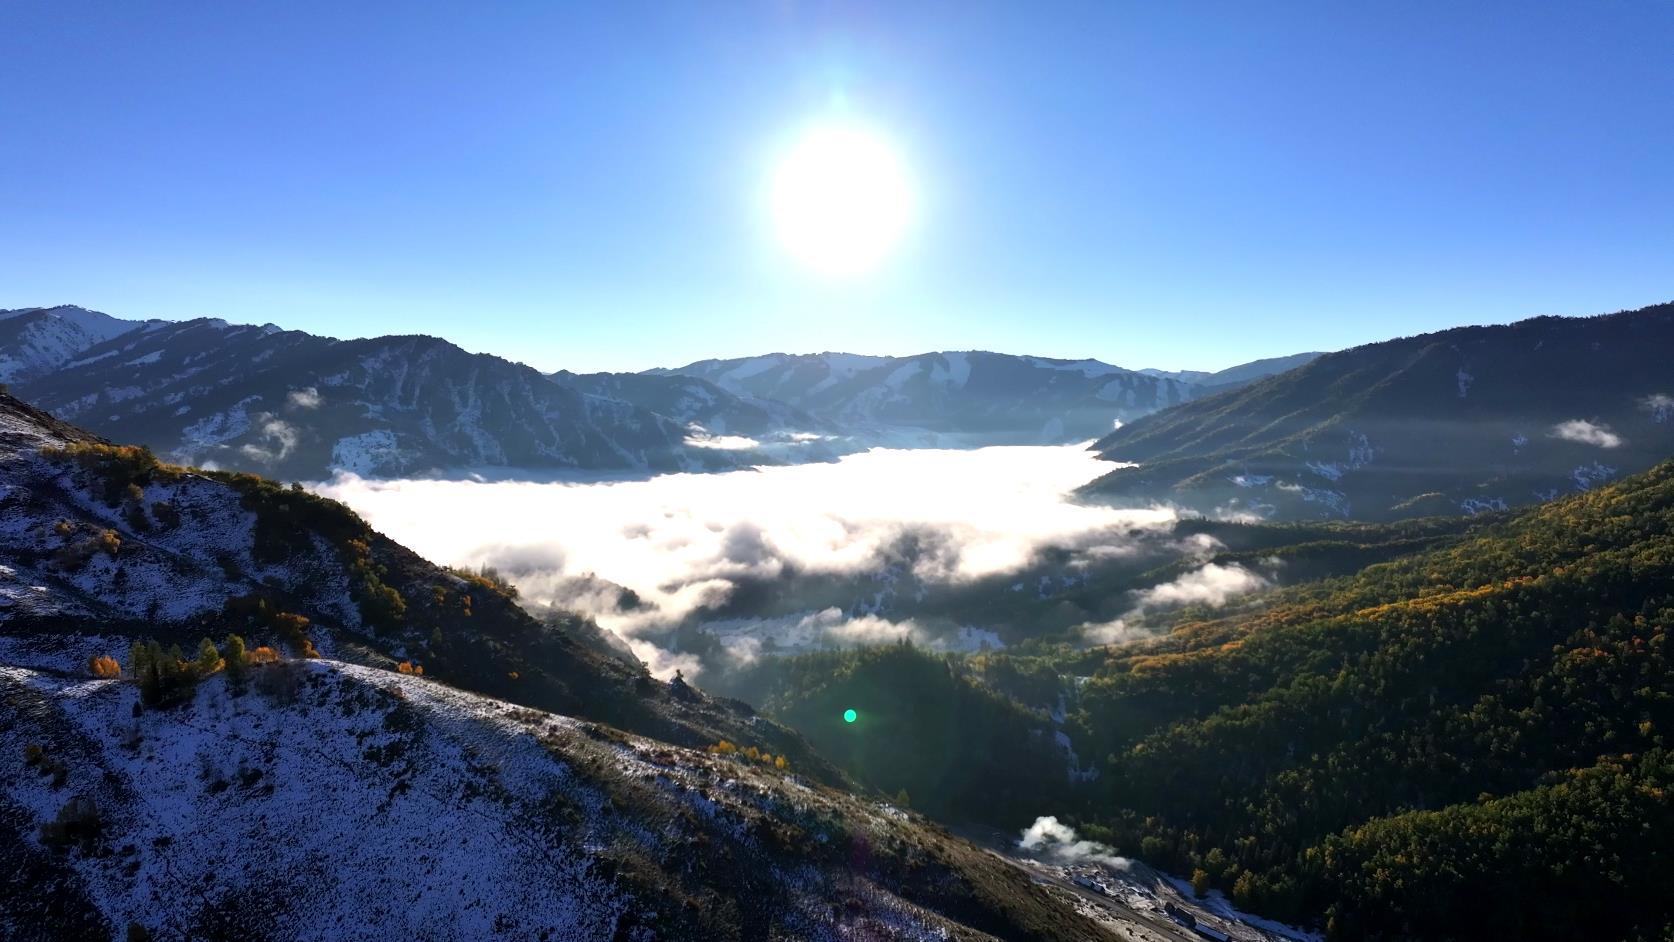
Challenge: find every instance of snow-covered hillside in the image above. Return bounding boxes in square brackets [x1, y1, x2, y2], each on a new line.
[0, 306, 151, 382]
[0, 656, 1106, 941]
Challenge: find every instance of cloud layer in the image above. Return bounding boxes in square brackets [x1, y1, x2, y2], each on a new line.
[314, 445, 1174, 676]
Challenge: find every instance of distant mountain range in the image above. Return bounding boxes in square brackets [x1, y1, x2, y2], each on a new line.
[649, 349, 1320, 446]
[0, 305, 1315, 478]
[1082, 300, 1674, 521]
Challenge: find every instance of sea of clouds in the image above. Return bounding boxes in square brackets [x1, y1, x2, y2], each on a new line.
[314, 445, 1269, 677]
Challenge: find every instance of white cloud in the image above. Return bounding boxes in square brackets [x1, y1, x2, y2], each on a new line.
[1641, 394, 1674, 423]
[1019, 815, 1131, 870]
[287, 387, 322, 410]
[1078, 560, 1271, 646]
[312, 445, 1176, 677]
[683, 432, 760, 450]
[1080, 617, 1143, 646]
[1133, 561, 1269, 609]
[1550, 419, 1622, 449]
[238, 415, 300, 463]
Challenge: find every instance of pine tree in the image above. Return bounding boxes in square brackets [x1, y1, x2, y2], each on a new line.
[223, 634, 248, 692]
[194, 638, 222, 677]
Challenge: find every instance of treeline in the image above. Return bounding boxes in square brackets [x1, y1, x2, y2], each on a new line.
[125, 634, 281, 704]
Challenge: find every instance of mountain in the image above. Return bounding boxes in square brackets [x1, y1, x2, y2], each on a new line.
[4, 311, 758, 480]
[0, 305, 154, 382]
[655, 350, 1323, 446]
[552, 369, 846, 460]
[653, 351, 1197, 445]
[1139, 352, 1324, 391]
[0, 390, 1116, 941]
[1082, 301, 1674, 521]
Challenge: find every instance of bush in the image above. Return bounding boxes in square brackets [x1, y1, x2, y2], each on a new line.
[88, 655, 120, 679]
[39, 795, 102, 853]
[41, 443, 179, 506]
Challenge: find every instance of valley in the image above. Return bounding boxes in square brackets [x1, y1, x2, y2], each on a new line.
[7, 5, 1673, 939]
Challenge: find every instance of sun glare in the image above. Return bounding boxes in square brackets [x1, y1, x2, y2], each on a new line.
[769, 121, 914, 276]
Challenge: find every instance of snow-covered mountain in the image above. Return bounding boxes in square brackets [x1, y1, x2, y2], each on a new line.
[552, 369, 850, 460]
[652, 350, 1318, 445]
[0, 392, 1112, 941]
[0, 305, 156, 382]
[1083, 300, 1674, 521]
[4, 312, 772, 480]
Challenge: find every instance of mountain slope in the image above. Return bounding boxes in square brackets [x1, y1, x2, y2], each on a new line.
[0, 305, 152, 382]
[655, 351, 1199, 444]
[8, 318, 747, 479]
[553, 369, 845, 460]
[0, 391, 1121, 940]
[1070, 455, 1674, 938]
[1082, 301, 1674, 520]
[1140, 352, 1324, 390]
[0, 659, 1113, 941]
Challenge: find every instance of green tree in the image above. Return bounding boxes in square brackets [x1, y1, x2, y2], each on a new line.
[194, 637, 222, 677]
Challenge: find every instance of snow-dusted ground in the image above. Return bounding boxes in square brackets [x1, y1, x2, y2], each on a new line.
[0, 656, 1066, 941]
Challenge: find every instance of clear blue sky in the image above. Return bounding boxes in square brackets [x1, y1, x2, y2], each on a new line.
[2, 1, 1671, 373]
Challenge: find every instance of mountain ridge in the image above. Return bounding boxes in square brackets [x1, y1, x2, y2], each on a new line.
[1081, 300, 1674, 521]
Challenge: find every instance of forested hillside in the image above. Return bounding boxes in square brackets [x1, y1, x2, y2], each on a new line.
[719, 459, 1674, 940]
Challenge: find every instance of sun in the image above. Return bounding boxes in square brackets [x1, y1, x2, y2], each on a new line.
[769, 121, 914, 276]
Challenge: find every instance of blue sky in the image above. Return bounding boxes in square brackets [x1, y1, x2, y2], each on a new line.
[2, 1, 1671, 373]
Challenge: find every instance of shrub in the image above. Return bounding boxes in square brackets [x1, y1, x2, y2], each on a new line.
[150, 501, 181, 529]
[88, 655, 120, 679]
[450, 564, 519, 599]
[41, 442, 178, 506]
[39, 795, 103, 853]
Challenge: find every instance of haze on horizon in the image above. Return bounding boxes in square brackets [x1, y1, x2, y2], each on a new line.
[3, 1, 1673, 374]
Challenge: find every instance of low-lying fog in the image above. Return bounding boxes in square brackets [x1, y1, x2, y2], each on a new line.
[315, 445, 1270, 678]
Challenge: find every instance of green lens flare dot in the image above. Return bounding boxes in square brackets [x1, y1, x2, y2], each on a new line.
[843, 709, 858, 724]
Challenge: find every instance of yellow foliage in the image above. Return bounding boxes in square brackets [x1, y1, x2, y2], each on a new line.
[247, 646, 280, 665]
[88, 655, 120, 679]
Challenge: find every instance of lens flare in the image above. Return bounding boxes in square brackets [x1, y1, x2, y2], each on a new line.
[843, 708, 858, 724]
